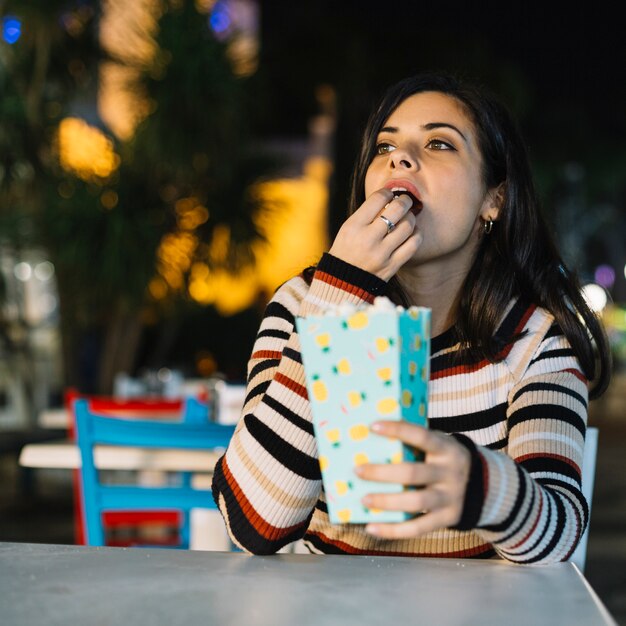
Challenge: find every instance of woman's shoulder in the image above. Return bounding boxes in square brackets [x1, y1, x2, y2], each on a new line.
[497, 297, 575, 378]
[496, 298, 557, 342]
[264, 272, 313, 316]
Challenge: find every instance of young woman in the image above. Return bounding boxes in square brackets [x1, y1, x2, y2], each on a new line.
[211, 73, 611, 563]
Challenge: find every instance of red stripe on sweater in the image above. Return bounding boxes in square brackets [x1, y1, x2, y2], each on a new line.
[316, 271, 376, 303]
[564, 368, 587, 384]
[516, 452, 581, 476]
[308, 531, 493, 558]
[221, 457, 305, 541]
[251, 350, 283, 360]
[431, 304, 537, 380]
[275, 372, 308, 399]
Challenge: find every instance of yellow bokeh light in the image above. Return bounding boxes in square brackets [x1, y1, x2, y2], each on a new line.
[209, 224, 232, 265]
[252, 156, 330, 292]
[101, 189, 119, 209]
[191, 267, 259, 315]
[148, 277, 169, 300]
[176, 197, 210, 230]
[152, 156, 330, 315]
[57, 117, 120, 181]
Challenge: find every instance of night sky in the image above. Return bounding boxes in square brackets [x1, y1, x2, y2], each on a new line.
[258, 1, 625, 148]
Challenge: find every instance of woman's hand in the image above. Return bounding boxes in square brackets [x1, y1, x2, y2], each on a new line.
[355, 421, 471, 539]
[328, 189, 422, 281]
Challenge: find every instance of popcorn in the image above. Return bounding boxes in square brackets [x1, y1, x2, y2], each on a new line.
[296, 299, 430, 524]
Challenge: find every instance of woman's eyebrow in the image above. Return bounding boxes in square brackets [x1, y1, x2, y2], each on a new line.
[379, 123, 467, 142]
[422, 122, 467, 142]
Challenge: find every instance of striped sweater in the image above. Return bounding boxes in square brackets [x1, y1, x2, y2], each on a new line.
[212, 253, 589, 563]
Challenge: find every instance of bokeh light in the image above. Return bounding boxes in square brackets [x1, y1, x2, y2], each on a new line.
[34, 262, 55, 282]
[57, 118, 120, 181]
[594, 264, 615, 289]
[14, 262, 32, 282]
[209, 1, 231, 37]
[2, 16, 21, 44]
[581, 283, 608, 313]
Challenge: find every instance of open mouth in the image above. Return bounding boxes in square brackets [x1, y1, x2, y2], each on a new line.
[390, 188, 423, 215]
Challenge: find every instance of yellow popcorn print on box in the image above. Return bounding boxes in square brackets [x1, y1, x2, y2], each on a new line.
[296, 298, 430, 525]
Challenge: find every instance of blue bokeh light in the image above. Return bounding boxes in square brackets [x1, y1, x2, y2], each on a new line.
[210, 2, 231, 35]
[2, 16, 22, 44]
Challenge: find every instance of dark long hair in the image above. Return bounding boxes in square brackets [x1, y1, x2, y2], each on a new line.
[346, 73, 611, 398]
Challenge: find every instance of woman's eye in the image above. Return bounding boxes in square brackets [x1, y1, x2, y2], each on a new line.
[375, 142, 395, 155]
[426, 139, 455, 151]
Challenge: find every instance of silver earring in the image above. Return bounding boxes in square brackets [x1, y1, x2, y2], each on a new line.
[483, 219, 494, 235]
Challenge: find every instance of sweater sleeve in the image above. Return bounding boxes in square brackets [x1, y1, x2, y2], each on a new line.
[452, 323, 589, 564]
[211, 254, 387, 554]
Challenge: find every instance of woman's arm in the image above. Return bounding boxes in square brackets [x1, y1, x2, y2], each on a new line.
[211, 253, 387, 554]
[463, 327, 589, 563]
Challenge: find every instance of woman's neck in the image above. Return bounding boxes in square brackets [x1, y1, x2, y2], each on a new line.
[396, 264, 468, 337]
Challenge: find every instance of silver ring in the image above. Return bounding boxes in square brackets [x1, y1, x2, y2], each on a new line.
[379, 214, 396, 235]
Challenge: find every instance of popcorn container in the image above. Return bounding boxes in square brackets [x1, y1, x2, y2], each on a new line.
[296, 298, 431, 524]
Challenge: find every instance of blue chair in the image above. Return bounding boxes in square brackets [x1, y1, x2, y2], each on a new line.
[74, 398, 234, 548]
[570, 426, 598, 572]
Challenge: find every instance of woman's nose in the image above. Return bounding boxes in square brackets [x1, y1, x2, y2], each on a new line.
[389, 149, 417, 170]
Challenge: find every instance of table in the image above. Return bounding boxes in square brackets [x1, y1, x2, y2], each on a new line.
[19, 440, 222, 472]
[0, 543, 616, 626]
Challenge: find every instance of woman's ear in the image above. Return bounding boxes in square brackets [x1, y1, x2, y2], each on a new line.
[480, 182, 505, 222]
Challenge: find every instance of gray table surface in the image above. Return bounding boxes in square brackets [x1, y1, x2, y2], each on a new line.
[0, 542, 617, 626]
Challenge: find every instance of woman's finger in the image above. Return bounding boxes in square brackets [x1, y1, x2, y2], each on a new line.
[387, 229, 423, 266]
[372, 193, 414, 231]
[371, 421, 449, 454]
[362, 486, 449, 514]
[351, 188, 395, 224]
[364, 508, 456, 540]
[355, 460, 444, 486]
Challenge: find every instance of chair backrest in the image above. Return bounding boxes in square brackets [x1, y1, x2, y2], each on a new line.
[74, 399, 234, 548]
[569, 426, 598, 572]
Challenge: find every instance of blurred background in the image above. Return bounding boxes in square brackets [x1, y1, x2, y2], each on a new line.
[0, 0, 625, 620]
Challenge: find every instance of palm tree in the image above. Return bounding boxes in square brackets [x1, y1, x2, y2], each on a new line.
[1, 0, 270, 406]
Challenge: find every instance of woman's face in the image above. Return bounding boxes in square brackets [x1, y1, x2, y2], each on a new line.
[364, 91, 499, 274]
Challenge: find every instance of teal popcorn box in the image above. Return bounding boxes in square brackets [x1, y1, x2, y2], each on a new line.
[296, 298, 430, 524]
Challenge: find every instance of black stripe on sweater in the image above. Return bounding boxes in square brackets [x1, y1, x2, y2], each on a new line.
[248, 358, 280, 383]
[508, 405, 586, 437]
[317, 253, 388, 296]
[495, 298, 532, 340]
[315, 499, 328, 514]
[529, 348, 576, 366]
[305, 532, 350, 555]
[256, 328, 291, 341]
[511, 382, 587, 409]
[486, 438, 508, 451]
[519, 457, 581, 483]
[245, 380, 271, 405]
[244, 413, 321, 480]
[553, 483, 588, 524]
[544, 323, 564, 340]
[538, 478, 585, 498]
[283, 346, 302, 363]
[429, 404, 507, 434]
[262, 301, 295, 327]
[262, 394, 315, 435]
